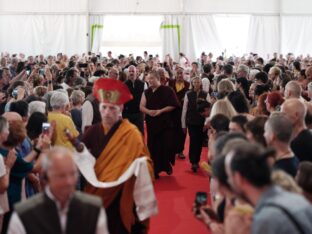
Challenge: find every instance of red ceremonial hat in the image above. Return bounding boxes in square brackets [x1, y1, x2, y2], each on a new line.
[93, 78, 133, 105]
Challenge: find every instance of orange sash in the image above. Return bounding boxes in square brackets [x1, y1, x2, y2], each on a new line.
[85, 119, 153, 232]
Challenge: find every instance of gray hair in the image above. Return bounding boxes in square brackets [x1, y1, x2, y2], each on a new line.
[29, 101, 46, 115]
[249, 69, 260, 80]
[237, 64, 249, 75]
[285, 81, 302, 98]
[70, 90, 85, 106]
[50, 91, 69, 109]
[41, 146, 75, 173]
[266, 112, 293, 143]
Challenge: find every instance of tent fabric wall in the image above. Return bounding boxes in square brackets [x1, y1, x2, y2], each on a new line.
[246, 16, 280, 58]
[160, 15, 184, 62]
[89, 15, 104, 53]
[281, 16, 312, 55]
[182, 15, 222, 62]
[0, 15, 87, 56]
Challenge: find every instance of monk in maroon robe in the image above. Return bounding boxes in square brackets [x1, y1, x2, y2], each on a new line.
[140, 70, 180, 179]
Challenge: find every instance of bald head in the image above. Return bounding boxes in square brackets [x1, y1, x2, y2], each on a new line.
[42, 147, 76, 173]
[281, 99, 307, 126]
[42, 147, 78, 203]
[284, 81, 302, 99]
[2, 112, 22, 122]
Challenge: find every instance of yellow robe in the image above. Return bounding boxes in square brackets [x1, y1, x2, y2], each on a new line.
[85, 119, 154, 232]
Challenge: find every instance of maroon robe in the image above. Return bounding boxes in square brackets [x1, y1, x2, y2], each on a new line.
[144, 85, 180, 175]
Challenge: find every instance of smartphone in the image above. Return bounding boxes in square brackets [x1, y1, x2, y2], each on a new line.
[211, 92, 218, 98]
[42, 122, 50, 135]
[12, 89, 18, 98]
[195, 192, 207, 215]
[79, 63, 88, 68]
[39, 69, 45, 75]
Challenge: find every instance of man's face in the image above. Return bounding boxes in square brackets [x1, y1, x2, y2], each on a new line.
[229, 122, 243, 133]
[99, 103, 121, 126]
[128, 66, 137, 81]
[109, 68, 119, 80]
[147, 74, 159, 88]
[48, 154, 78, 201]
[176, 69, 184, 81]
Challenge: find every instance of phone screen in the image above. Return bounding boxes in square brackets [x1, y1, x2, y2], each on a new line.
[42, 122, 50, 135]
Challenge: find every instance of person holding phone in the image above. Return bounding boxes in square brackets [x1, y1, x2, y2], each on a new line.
[194, 155, 253, 234]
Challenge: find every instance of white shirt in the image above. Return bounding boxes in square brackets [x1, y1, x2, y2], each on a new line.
[7, 187, 109, 234]
[81, 100, 94, 133]
[181, 92, 210, 129]
[0, 156, 9, 215]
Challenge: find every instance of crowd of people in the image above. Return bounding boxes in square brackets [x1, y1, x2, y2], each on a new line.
[0, 50, 312, 233]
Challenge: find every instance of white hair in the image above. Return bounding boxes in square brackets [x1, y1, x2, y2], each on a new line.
[50, 91, 69, 109]
[70, 90, 85, 106]
[237, 64, 250, 74]
[249, 69, 260, 80]
[29, 101, 46, 115]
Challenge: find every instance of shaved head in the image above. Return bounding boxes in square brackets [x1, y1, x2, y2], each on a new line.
[281, 99, 307, 126]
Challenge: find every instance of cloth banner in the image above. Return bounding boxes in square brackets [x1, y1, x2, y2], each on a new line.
[74, 147, 158, 221]
[89, 15, 104, 53]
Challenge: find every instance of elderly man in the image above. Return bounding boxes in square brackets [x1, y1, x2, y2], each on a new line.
[225, 143, 312, 234]
[281, 99, 312, 162]
[48, 91, 79, 149]
[8, 147, 108, 234]
[236, 64, 249, 79]
[122, 65, 145, 134]
[82, 78, 154, 234]
[284, 81, 302, 100]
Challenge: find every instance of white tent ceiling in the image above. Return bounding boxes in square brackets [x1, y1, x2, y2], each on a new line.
[1, 0, 311, 15]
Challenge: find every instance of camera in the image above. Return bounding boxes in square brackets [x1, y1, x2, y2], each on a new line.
[42, 122, 50, 135]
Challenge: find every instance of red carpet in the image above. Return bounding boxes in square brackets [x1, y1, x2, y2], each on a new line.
[149, 136, 210, 234]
